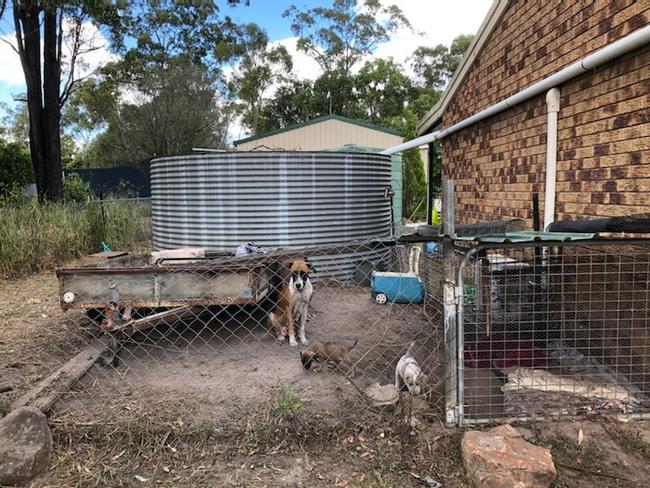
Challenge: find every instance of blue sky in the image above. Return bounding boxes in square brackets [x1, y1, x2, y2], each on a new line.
[223, 1, 331, 40]
[0, 0, 493, 128]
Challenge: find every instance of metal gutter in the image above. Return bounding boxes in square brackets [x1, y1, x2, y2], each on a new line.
[382, 24, 650, 155]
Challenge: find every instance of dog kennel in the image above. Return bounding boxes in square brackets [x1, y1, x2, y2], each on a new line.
[427, 235, 650, 425]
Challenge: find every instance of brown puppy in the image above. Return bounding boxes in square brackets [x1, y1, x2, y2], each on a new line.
[301, 339, 358, 377]
[267, 258, 313, 347]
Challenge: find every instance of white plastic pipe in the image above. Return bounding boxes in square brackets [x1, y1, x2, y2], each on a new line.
[381, 24, 650, 155]
[544, 88, 561, 230]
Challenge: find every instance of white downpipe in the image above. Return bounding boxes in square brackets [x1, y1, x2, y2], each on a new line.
[381, 24, 650, 156]
[544, 88, 561, 230]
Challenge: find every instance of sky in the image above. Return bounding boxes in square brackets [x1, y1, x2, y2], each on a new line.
[0, 0, 493, 137]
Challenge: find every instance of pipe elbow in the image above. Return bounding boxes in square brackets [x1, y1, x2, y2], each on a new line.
[546, 87, 561, 112]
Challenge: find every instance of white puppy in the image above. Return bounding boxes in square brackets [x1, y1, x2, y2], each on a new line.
[395, 342, 424, 395]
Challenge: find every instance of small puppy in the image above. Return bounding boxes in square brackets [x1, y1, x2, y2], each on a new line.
[301, 339, 358, 376]
[395, 342, 425, 395]
[267, 258, 314, 347]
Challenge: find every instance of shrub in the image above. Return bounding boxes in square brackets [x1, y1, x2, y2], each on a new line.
[0, 139, 33, 195]
[63, 174, 93, 202]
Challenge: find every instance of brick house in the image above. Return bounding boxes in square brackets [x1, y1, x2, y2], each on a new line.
[416, 0, 650, 227]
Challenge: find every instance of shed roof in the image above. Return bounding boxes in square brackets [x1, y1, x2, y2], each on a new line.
[233, 114, 403, 146]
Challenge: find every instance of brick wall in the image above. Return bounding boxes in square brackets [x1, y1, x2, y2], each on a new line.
[556, 45, 650, 220]
[442, 0, 650, 225]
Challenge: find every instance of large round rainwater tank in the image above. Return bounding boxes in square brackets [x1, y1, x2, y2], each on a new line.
[150, 152, 394, 279]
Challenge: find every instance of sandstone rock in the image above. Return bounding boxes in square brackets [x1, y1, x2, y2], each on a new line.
[364, 382, 399, 406]
[0, 407, 53, 486]
[461, 424, 556, 488]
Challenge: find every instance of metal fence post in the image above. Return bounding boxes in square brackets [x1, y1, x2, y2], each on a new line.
[441, 179, 459, 425]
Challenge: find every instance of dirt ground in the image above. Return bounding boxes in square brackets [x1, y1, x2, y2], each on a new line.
[1, 270, 650, 487]
[67, 282, 441, 420]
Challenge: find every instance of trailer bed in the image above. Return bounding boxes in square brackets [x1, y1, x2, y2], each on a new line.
[56, 253, 271, 310]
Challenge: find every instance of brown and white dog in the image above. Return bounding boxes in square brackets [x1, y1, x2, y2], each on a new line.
[267, 258, 314, 347]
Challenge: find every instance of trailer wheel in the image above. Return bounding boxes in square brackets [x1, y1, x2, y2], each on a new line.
[374, 292, 388, 304]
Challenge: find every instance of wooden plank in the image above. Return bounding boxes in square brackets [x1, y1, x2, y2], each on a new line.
[12, 335, 111, 413]
[110, 306, 200, 335]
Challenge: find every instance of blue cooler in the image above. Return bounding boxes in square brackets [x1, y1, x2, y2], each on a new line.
[371, 271, 424, 304]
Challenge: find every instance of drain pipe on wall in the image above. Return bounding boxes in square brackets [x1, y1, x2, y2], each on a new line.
[543, 88, 561, 230]
[381, 25, 650, 156]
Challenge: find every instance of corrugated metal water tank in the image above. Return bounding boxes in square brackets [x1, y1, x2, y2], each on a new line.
[150, 152, 394, 280]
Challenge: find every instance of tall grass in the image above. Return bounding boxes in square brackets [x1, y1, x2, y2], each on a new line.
[0, 198, 152, 278]
[101, 199, 152, 252]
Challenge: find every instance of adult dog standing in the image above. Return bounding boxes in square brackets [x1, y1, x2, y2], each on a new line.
[267, 258, 313, 347]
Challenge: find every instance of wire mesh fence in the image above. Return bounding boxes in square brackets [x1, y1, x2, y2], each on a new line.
[455, 239, 650, 425]
[4, 240, 445, 431]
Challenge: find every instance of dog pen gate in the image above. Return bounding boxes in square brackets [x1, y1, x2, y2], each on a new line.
[436, 236, 650, 425]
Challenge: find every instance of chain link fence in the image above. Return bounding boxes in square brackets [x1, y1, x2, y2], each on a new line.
[5, 240, 445, 432]
[5, 235, 650, 435]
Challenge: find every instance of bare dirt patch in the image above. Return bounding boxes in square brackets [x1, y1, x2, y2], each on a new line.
[517, 419, 650, 488]
[0, 272, 89, 413]
[53, 283, 442, 421]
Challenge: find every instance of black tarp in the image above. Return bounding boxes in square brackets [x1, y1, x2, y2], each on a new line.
[65, 161, 150, 197]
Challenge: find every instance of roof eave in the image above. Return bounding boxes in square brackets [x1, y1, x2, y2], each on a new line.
[416, 0, 509, 135]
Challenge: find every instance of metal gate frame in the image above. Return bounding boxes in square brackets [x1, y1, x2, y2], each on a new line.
[444, 237, 650, 426]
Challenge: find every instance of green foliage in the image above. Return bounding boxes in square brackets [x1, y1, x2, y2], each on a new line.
[0, 199, 104, 277]
[62, 174, 93, 202]
[355, 58, 415, 124]
[102, 199, 152, 253]
[282, 0, 409, 116]
[284, 0, 409, 74]
[257, 79, 318, 133]
[272, 385, 303, 419]
[119, 0, 245, 70]
[409, 34, 474, 89]
[73, 58, 231, 164]
[0, 138, 33, 194]
[221, 23, 293, 135]
[392, 111, 427, 222]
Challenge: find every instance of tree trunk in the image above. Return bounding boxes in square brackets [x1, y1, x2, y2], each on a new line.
[43, 7, 62, 200]
[13, 0, 63, 202]
[14, 1, 47, 201]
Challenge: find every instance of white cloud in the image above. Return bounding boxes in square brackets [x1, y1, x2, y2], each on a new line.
[62, 20, 117, 81]
[0, 20, 117, 94]
[372, 0, 493, 71]
[273, 0, 493, 82]
[0, 34, 24, 86]
[270, 36, 322, 82]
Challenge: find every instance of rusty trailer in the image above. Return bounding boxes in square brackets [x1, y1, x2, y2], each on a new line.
[56, 253, 272, 312]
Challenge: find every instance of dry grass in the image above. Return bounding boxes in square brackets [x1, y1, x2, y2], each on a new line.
[32, 390, 468, 488]
[0, 199, 151, 278]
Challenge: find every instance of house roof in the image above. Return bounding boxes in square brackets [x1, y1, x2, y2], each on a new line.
[415, 0, 509, 135]
[233, 114, 403, 146]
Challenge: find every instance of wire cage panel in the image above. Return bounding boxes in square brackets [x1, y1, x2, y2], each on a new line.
[456, 240, 650, 424]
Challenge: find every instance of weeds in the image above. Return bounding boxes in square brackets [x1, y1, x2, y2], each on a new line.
[33, 390, 469, 487]
[604, 421, 650, 462]
[0, 198, 151, 277]
[273, 384, 303, 419]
